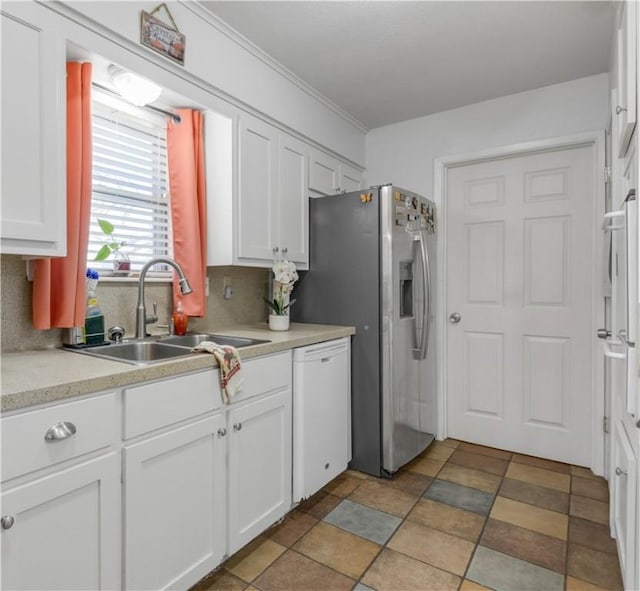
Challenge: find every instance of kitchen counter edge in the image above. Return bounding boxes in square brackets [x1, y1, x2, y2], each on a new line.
[1, 323, 355, 413]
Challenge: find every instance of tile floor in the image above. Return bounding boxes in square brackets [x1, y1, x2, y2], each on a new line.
[190, 440, 623, 591]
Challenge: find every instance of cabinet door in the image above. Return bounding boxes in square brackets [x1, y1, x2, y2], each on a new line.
[612, 420, 637, 590]
[1, 453, 121, 591]
[278, 133, 309, 266]
[1, 8, 66, 256]
[309, 149, 340, 195]
[339, 162, 364, 193]
[238, 114, 278, 262]
[615, 0, 637, 157]
[124, 415, 226, 591]
[228, 389, 292, 554]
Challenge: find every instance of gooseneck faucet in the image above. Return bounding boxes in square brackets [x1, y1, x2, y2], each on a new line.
[136, 257, 193, 339]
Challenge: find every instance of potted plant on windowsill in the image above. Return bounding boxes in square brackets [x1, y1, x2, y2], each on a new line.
[93, 218, 131, 276]
[264, 258, 298, 331]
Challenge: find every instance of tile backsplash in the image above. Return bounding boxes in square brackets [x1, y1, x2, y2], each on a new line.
[1, 255, 270, 352]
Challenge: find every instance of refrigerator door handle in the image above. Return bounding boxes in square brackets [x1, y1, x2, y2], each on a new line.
[412, 230, 431, 360]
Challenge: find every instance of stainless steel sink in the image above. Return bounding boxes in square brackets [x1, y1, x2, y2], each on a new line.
[74, 341, 195, 366]
[159, 333, 271, 349]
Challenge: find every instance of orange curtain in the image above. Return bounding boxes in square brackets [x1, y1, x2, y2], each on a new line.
[167, 109, 207, 317]
[32, 63, 93, 329]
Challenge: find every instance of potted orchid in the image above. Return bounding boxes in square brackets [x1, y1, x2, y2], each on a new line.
[264, 258, 298, 331]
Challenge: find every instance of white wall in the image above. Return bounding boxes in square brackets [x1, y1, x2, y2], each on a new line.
[45, 1, 365, 165]
[366, 74, 610, 196]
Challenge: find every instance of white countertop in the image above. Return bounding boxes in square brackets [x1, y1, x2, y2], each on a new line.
[1, 323, 355, 412]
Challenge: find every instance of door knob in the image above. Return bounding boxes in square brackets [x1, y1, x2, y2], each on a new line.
[597, 328, 611, 339]
[449, 313, 461, 324]
[1, 516, 15, 530]
[615, 467, 628, 477]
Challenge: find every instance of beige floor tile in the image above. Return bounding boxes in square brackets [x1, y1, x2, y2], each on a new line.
[404, 455, 445, 477]
[264, 510, 317, 547]
[438, 463, 502, 493]
[565, 576, 609, 591]
[344, 469, 369, 480]
[490, 496, 568, 540]
[407, 498, 485, 543]
[570, 495, 609, 525]
[460, 580, 493, 591]
[511, 453, 571, 474]
[423, 443, 455, 461]
[506, 461, 571, 493]
[293, 521, 380, 579]
[362, 548, 460, 591]
[571, 466, 600, 480]
[323, 472, 363, 497]
[449, 450, 509, 476]
[571, 476, 609, 502]
[348, 479, 419, 517]
[189, 569, 247, 591]
[225, 536, 286, 582]
[457, 442, 512, 460]
[439, 438, 461, 449]
[388, 520, 475, 576]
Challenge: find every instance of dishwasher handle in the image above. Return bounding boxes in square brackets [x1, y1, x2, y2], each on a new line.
[293, 339, 350, 363]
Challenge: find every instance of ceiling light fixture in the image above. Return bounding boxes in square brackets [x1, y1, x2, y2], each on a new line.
[108, 65, 162, 107]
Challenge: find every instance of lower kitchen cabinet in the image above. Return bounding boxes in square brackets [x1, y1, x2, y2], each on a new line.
[227, 388, 292, 554]
[611, 419, 638, 589]
[1, 453, 121, 591]
[123, 414, 227, 591]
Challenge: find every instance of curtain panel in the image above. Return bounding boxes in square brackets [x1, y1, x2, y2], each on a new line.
[167, 109, 207, 317]
[32, 62, 92, 329]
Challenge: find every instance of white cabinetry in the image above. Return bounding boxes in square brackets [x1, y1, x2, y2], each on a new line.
[1, 394, 121, 591]
[615, 0, 637, 157]
[235, 113, 309, 268]
[0, 4, 66, 256]
[309, 149, 363, 196]
[292, 338, 351, 502]
[228, 389, 292, 554]
[122, 369, 225, 591]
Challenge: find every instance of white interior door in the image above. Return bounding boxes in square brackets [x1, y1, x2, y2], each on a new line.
[446, 144, 596, 465]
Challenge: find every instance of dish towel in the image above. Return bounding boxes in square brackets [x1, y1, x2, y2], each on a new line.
[192, 341, 243, 403]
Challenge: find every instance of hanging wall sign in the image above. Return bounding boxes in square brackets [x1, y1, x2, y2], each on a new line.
[140, 3, 185, 66]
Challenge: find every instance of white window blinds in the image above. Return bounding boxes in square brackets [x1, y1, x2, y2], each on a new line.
[88, 92, 172, 274]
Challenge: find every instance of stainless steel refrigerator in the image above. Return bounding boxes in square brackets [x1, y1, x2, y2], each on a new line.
[292, 184, 437, 477]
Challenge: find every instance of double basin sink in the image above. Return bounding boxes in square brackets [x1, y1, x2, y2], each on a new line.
[75, 333, 271, 366]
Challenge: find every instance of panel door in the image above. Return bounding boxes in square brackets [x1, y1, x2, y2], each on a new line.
[228, 389, 292, 555]
[278, 133, 309, 266]
[446, 144, 596, 465]
[1, 453, 121, 591]
[124, 415, 226, 591]
[1, 7, 66, 256]
[238, 113, 278, 261]
[612, 420, 637, 590]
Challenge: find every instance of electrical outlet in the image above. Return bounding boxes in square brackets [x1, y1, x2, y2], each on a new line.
[223, 276, 233, 300]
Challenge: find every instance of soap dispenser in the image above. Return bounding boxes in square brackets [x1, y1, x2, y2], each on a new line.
[172, 300, 188, 336]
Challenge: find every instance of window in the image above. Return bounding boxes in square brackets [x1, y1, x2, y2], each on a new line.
[88, 90, 172, 275]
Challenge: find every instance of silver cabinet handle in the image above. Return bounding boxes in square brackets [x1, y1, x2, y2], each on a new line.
[616, 105, 627, 115]
[449, 312, 461, 324]
[44, 421, 77, 442]
[233, 423, 242, 432]
[217, 428, 227, 437]
[1, 516, 14, 530]
[282, 247, 288, 255]
[615, 467, 628, 477]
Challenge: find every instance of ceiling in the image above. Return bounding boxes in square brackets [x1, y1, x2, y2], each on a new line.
[200, 1, 616, 130]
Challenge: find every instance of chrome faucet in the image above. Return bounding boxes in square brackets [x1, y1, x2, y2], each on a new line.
[136, 257, 193, 339]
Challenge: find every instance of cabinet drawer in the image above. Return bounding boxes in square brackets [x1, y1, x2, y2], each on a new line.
[232, 350, 292, 405]
[124, 370, 221, 439]
[1, 393, 118, 482]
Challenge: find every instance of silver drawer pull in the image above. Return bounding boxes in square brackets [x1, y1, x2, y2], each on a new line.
[233, 423, 242, 432]
[44, 421, 77, 442]
[615, 467, 628, 477]
[217, 428, 227, 437]
[1, 516, 15, 530]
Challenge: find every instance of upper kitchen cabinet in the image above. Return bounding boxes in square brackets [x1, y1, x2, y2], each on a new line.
[208, 111, 309, 269]
[309, 148, 364, 196]
[614, 0, 637, 158]
[1, 5, 66, 256]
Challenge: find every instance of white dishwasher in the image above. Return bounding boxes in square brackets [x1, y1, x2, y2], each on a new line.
[293, 337, 351, 501]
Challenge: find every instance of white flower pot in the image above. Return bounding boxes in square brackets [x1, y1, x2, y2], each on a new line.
[269, 314, 290, 331]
